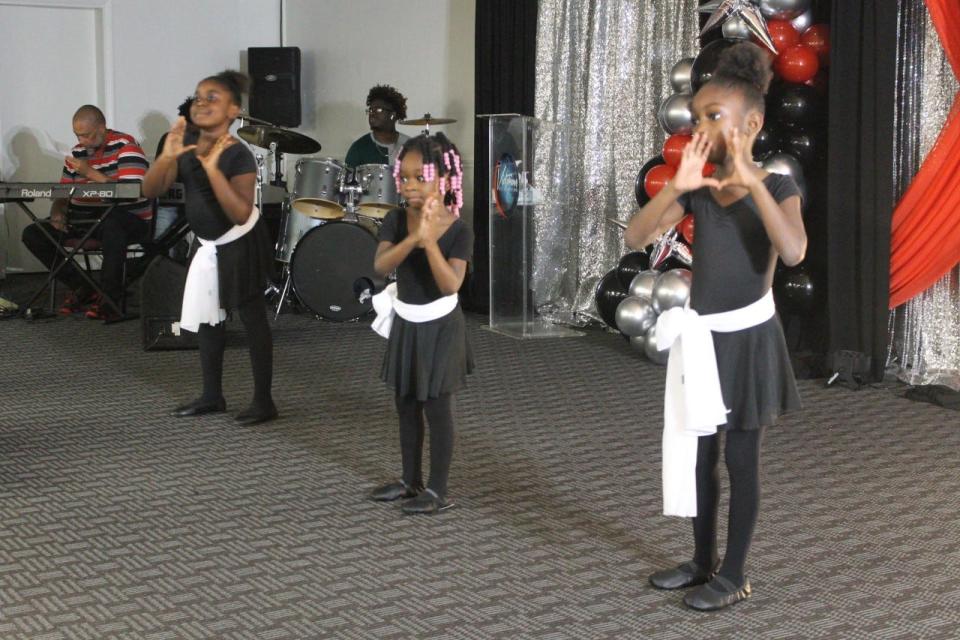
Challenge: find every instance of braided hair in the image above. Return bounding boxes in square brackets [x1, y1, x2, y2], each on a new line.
[393, 133, 465, 217]
[367, 84, 408, 121]
[201, 70, 249, 106]
[706, 42, 773, 113]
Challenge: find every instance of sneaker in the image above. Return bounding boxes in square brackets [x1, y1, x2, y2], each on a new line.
[84, 297, 122, 321]
[58, 290, 96, 315]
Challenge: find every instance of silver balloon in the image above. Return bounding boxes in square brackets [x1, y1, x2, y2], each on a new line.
[670, 58, 694, 94]
[722, 15, 751, 40]
[762, 152, 807, 204]
[790, 8, 813, 33]
[657, 93, 693, 135]
[652, 268, 692, 314]
[758, 0, 810, 21]
[644, 325, 669, 365]
[629, 334, 647, 354]
[615, 296, 657, 338]
[629, 270, 658, 300]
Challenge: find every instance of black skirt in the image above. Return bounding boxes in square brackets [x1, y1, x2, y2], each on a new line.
[712, 315, 800, 431]
[189, 218, 276, 311]
[381, 305, 474, 401]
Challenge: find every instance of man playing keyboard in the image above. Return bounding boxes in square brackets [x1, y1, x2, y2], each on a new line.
[20, 105, 150, 320]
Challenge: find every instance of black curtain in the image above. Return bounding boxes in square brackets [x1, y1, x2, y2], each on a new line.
[827, 1, 899, 381]
[468, 0, 538, 312]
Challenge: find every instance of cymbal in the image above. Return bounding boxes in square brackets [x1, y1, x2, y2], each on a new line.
[237, 125, 321, 154]
[237, 113, 274, 126]
[399, 113, 457, 126]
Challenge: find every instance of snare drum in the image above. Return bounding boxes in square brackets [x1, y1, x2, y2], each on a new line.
[354, 163, 400, 219]
[292, 157, 347, 219]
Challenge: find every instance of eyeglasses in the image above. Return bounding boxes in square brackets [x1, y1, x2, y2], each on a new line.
[366, 106, 395, 116]
[191, 92, 225, 105]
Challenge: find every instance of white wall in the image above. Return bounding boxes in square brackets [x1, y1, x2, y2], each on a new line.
[0, 0, 476, 273]
[0, 1, 106, 272]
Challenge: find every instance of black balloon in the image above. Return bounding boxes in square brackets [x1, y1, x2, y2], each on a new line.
[781, 131, 817, 166]
[690, 39, 739, 93]
[635, 155, 666, 207]
[617, 251, 651, 289]
[595, 269, 629, 328]
[752, 124, 780, 162]
[771, 84, 823, 131]
[774, 265, 816, 314]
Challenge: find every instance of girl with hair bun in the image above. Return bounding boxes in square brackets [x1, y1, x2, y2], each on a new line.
[143, 70, 277, 426]
[625, 42, 806, 611]
[368, 132, 474, 515]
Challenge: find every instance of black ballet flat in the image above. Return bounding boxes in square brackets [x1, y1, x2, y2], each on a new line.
[369, 481, 422, 502]
[648, 561, 717, 590]
[683, 575, 752, 611]
[235, 403, 278, 426]
[171, 397, 227, 417]
[400, 489, 455, 515]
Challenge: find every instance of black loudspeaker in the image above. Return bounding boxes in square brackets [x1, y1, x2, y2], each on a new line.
[140, 256, 198, 351]
[248, 46, 302, 127]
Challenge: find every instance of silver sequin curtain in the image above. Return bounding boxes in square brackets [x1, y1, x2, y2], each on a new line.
[889, 0, 960, 390]
[531, 1, 700, 324]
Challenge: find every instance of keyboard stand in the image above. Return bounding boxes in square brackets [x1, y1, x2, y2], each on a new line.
[14, 200, 127, 318]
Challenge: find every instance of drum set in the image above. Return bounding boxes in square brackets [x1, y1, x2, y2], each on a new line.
[237, 113, 456, 322]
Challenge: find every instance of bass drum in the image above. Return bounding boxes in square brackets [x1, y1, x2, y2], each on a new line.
[290, 220, 383, 321]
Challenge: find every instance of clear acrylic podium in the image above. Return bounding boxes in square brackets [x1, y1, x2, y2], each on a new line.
[478, 114, 582, 339]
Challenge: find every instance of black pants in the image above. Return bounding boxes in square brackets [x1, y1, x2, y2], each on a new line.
[692, 427, 764, 585]
[21, 211, 150, 300]
[196, 295, 274, 409]
[396, 393, 454, 498]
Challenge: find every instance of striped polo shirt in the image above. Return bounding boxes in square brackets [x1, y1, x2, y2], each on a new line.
[62, 129, 152, 220]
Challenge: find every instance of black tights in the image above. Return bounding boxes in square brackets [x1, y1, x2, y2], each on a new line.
[692, 427, 764, 585]
[396, 394, 454, 498]
[197, 295, 273, 408]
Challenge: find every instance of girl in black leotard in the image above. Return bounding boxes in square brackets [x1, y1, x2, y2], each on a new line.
[625, 43, 807, 611]
[368, 133, 474, 515]
[143, 71, 276, 426]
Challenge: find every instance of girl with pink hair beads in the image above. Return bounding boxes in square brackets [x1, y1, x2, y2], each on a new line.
[368, 133, 473, 515]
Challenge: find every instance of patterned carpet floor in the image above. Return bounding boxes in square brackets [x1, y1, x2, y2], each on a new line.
[0, 275, 958, 639]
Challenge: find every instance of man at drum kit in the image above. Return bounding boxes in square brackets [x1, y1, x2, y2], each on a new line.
[345, 84, 410, 168]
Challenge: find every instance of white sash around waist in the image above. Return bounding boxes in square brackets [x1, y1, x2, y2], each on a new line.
[371, 282, 458, 338]
[180, 206, 260, 333]
[655, 289, 776, 517]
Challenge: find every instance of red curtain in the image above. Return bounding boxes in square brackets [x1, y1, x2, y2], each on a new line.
[888, 0, 960, 309]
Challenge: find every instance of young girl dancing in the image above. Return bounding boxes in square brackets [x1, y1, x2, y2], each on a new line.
[143, 70, 277, 426]
[625, 43, 806, 611]
[369, 133, 473, 515]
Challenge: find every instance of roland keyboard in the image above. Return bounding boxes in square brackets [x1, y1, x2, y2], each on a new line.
[0, 182, 142, 202]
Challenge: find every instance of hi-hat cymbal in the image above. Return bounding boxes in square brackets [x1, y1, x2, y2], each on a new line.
[399, 113, 457, 126]
[237, 125, 321, 154]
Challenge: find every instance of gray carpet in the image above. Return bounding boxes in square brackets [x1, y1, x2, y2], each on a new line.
[1, 275, 959, 639]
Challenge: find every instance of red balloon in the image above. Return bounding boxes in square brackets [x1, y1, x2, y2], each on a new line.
[801, 24, 831, 67]
[766, 19, 800, 54]
[775, 44, 820, 84]
[644, 164, 677, 199]
[662, 134, 692, 167]
[677, 214, 695, 245]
